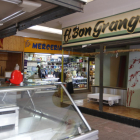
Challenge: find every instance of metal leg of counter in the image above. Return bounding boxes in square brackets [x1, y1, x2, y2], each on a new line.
[27, 90, 36, 111]
[22, 90, 36, 112]
[72, 130, 98, 140]
[2, 92, 7, 101]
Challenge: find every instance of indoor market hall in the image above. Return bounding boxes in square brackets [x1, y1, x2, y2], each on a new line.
[0, 0, 140, 139]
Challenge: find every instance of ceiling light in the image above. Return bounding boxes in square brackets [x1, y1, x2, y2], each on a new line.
[1, 0, 22, 4]
[0, 10, 25, 25]
[82, 45, 87, 48]
[79, 0, 94, 3]
[35, 53, 51, 55]
[28, 25, 62, 35]
[54, 54, 69, 57]
[80, 0, 87, 2]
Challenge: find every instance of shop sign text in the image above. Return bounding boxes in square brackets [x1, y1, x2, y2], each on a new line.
[32, 43, 62, 50]
[64, 15, 140, 43]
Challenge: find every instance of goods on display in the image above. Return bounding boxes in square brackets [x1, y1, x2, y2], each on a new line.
[89, 61, 95, 86]
[24, 53, 88, 89]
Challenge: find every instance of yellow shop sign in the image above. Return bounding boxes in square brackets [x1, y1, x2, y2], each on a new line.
[24, 38, 62, 54]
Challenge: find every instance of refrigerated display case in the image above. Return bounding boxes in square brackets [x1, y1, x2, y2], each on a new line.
[72, 77, 87, 88]
[0, 82, 98, 140]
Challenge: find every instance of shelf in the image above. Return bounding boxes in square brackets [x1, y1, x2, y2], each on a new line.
[47, 61, 68, 64]
[47, 61, 62, 63]
[26, 60, 46, 63]
[71, 62, 87, 63]
[25, 60, 69, 64]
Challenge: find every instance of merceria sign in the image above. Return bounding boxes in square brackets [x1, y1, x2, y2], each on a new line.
[24, 38, 62, 54]
[62, 9, 140, 45]
[31, 43, 62, 50]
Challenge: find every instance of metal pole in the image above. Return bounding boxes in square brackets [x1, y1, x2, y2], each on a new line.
[61, 48, 64, 103]
[2, 92, 7, 101]
[87, 57, 89, 90]
[99, 45, 103, 111]
[27, 90, 36, 111]
[61, 84, 92, 131]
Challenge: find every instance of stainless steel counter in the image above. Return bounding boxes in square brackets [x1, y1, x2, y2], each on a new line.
[0, 82, 98, 140]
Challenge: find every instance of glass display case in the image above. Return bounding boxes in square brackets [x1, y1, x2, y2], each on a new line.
[73, 77, 87, 88]
[0, 82, 98, 140]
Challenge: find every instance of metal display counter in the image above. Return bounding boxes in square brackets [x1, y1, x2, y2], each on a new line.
[0, 82, 98, 140]
[72, 77, 87, 88]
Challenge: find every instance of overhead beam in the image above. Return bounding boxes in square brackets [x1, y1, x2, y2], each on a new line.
[0, 6, 76, 38]
[41, 0, 84, 12]
[18, 6, 75, 31]
[0, 25, 17, 39]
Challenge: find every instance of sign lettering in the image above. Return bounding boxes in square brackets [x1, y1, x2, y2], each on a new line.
[63, 9, 140, 45]
[32, 43, 62, 50]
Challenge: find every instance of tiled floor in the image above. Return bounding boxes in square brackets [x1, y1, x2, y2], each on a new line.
[83, 113, 140, 140]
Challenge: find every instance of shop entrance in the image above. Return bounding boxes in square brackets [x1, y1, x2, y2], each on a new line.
[62, 39, 140, 126]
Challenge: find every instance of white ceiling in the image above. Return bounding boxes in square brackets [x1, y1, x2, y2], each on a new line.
[16, 29, 62, 41]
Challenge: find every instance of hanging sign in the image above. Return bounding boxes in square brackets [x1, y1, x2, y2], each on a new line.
[62, 9, 140, 47]
[24, 38, 62, 54]
[0, 39, 3, 48]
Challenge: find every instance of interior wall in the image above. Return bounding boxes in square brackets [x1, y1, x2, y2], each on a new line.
[95, 54, 110, 86]
[0, 36, 24, 52]
[95, 48, 129, 87]
[127, 45, 140, 109]
[6, 53, 23, 72]
[110, 57, 120, 87]
[0, 53, 8, 76]
[0, 52, 23, 76]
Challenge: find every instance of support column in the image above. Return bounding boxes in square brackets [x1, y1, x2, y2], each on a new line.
[61, 48, 64, 103]
[99, 45, 104, 111]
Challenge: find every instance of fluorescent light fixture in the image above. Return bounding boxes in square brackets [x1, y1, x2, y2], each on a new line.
[82, 45, 87, 48]
[0, 10, 25, 24]
[35, 53, 51, 55]
[28, 25, 62, 35]
[79, 0, 94, 3]
[1, 0, 22, 4]
[80, 0, 87, 2]
[54, 54, 69, 57]
[64, 55, 69, 57]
